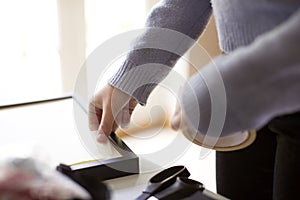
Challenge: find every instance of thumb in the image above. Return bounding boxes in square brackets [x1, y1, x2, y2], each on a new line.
[97, 105, 114, 143]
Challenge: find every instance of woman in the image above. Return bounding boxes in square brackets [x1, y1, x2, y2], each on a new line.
[88, 0, 300, 199]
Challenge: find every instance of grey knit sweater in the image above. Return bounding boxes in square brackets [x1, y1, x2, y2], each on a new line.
[109, 0, 300, 137]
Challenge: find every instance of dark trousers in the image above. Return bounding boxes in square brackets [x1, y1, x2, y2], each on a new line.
[216, 112, 300, 200]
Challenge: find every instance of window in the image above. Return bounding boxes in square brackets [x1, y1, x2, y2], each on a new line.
[0, 0, 148, 106]
[0, 0, 61, 105]
[85, 0, 145, 55]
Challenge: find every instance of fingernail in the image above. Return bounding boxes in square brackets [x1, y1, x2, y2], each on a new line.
[97, 132, 108, 143]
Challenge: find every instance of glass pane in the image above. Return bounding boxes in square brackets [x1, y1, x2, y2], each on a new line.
[0, 0, 62, 106]
[85, 0, 145, 55]
[0, 98, 121, 167]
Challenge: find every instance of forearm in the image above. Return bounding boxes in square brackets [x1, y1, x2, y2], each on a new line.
[109, 0, 212, 105]
[182, 9, 300, 137]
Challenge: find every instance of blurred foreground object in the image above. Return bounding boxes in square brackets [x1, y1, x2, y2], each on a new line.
[0, 157, 91, 200]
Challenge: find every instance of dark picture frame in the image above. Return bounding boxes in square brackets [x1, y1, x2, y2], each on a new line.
[0, 95, 139, 181]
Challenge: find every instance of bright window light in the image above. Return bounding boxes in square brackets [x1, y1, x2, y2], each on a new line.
[0, 0, 61, 105]
[85, 0, 145, 55]
[0, 0, 146, 105]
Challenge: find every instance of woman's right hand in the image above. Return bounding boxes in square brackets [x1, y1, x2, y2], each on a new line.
[88, 84, 137, 142]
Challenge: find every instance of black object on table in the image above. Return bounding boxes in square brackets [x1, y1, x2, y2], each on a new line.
[136, 166, 229, 200]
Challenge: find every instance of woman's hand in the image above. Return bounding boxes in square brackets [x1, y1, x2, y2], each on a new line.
[170, 102, 182, 131]
[88, 84, 137, 142]
[170, 101, 256, 151]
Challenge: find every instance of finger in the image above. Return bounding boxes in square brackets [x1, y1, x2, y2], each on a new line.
[170, 112, 181, 130]
[116, 98, 137, 129]
[112, 121, 118, 132]
[110, 90, 134, 128]
[129, 98, 138, 111]
[170, 98, 183, 130]
[97, 104, 115, 143]
[88, 101, 102, 131]
[174, 99, 181, 115]
[118, 108, 131, 129]
[117, 103, 132, 128]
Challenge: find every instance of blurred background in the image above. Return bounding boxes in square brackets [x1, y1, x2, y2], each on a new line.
[0, 0, 220, 109]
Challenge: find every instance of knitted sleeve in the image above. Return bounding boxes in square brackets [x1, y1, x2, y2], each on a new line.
[181, 9, 300, 137]
[108, 0, 212, 105]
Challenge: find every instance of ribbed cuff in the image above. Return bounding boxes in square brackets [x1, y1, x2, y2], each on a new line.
[109, 60, 169, 105]
[219, 22, 272, 53]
